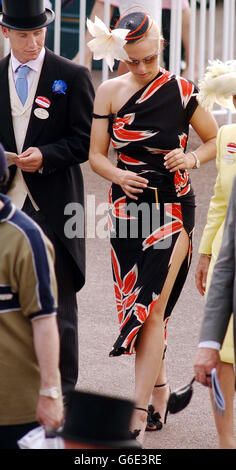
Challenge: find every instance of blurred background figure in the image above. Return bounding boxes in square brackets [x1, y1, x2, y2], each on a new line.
[161, 0, 199, 79]
[119, 0, 161, 19]
[73, 0, 119, 70]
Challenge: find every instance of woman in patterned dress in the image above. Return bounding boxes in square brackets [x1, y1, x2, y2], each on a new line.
[88, 9, 218, 444]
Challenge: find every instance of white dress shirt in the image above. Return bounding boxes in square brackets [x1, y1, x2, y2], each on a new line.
[11, 47, 46, 93]
[8, 48, 46, 210]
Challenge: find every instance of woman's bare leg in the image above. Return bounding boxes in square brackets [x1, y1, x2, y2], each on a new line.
[209, 361, 235, 449]
[131, 229, 189, 442]
[149, 359, 170, 425]
[73, 1, 114, 70]
[181, 7, 199, 80]
[149, 229, 190, 423]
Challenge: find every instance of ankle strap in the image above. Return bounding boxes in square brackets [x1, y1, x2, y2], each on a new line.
[154, 382, 168, 388]
[135, 406, 148, 413]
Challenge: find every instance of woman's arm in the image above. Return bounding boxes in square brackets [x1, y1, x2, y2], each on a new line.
[188, 105, 218, 164]
[89, 81, 149, 200]
[198, 126, 228, 252]
[164, 105, 218, 172]
[195, 126, 228, 295]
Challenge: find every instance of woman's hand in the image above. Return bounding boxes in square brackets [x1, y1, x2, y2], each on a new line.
[116, 168, 149, 200]
[195, 254, 211, 296]
[164, 149, 195, 172]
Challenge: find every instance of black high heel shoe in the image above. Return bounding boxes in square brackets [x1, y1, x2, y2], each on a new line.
[146, 383, 170, 432]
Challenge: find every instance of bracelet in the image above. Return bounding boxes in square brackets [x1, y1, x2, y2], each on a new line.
[190, 151, 200, 169]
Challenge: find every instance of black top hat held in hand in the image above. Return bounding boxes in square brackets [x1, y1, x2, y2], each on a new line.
[167, 377, 195, 414]
[55, 390, 141, 449]
[0, 0, 55, 31]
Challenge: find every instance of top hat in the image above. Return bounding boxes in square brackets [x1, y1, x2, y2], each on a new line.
[167, 377, 195, 414]
[0, 143, 7, 183]
[0, 0, 55, 31]
[55, 390, 141, 449]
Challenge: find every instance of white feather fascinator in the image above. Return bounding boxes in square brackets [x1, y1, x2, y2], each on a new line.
[87, 16, 130, 71]
[197, 59, 236, 111]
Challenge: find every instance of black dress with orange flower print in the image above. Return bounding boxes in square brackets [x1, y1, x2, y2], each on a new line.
[96, 68, 198, 357]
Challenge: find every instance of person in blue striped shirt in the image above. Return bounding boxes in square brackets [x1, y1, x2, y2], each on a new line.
[0, 143, 64, 449]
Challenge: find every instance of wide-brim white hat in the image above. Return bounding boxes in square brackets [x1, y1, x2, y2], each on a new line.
[197, 60, 236, 111]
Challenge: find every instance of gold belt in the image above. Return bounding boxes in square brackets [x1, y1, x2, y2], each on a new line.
[146, 186, 159, 209]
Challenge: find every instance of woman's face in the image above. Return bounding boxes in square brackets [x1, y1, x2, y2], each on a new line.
[124, 38, 160, 84]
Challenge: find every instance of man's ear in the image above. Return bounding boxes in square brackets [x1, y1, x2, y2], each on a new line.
[1, 26, 10, 39]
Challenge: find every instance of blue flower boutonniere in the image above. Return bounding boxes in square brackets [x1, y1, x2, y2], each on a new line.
[52, 80, 67, 95]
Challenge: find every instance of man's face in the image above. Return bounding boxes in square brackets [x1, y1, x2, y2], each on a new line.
[1, 27, 46, 63]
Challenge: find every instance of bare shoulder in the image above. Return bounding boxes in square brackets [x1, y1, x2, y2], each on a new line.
[94, 73, 131, 114]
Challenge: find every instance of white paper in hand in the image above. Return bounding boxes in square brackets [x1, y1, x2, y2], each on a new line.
[17, 425, 64, 449]
[211, 368, 225, 416]
[6, 152, 18, 167]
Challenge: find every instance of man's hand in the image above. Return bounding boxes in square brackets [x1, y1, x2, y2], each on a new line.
[194, 347, 220, 387]
[36, 395, 64, 431]
[13, 147, 43, 172]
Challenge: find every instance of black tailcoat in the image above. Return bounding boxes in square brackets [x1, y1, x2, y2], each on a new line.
[0, 47, 95, 291]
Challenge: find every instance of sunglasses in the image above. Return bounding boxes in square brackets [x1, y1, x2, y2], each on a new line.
[126, 52, 158, 66]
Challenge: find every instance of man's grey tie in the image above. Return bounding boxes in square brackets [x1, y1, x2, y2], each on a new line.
[16, 65, 30, 105]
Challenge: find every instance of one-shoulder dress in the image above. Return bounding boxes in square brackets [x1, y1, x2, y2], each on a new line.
[100, 68, 198, 357]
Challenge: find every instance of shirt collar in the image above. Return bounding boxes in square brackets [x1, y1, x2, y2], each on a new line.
[11, 47, 46, 74]
[0, 194, 16, 222]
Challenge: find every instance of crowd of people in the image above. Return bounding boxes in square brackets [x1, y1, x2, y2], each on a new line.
[0, 0, 235, 451]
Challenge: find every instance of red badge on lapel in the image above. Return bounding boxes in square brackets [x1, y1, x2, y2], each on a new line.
[35, 96, 51, 109]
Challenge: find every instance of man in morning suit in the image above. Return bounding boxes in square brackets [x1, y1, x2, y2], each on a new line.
[0, 0, 95, 396]
[194, 177, 236, 410]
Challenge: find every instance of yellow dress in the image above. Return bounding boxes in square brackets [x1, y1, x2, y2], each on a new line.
[198, 124, 236, 363]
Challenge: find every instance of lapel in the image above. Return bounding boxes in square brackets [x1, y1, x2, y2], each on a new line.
[23, 48, 59, 150]
[0, 55, 17, 152]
